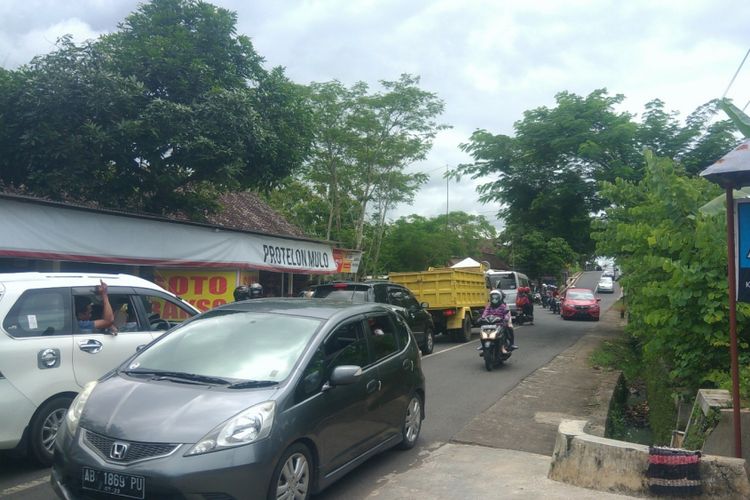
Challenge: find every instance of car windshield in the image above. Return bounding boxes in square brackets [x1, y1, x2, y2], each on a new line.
[312, 286, 369, 302]
[128, 310, 321, 383]
[567, 291, 595, 300]
[599, 279, 612, 285]
[489, 274, 516, 290]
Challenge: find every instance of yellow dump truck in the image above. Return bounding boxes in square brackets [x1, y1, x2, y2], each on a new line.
[389, 267, 488, 342]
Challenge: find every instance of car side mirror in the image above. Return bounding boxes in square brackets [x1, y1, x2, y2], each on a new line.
[322, 365, 362, 391]
[596, 298, 602, 302]
[420, 302, 429, 309]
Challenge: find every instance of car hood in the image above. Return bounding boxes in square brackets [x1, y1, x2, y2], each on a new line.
[81, 375, 280, 443]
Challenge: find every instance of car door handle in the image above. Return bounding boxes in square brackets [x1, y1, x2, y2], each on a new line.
[78, 339, 103, 354]
[366, 379, 381, 394]
[402, 359, 413, 371]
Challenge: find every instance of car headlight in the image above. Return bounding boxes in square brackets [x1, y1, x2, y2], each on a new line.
[66, 381, 97, 435]
[185, 401, 275, 456]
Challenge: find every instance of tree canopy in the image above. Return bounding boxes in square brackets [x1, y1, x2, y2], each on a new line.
[0, 0, 312, 218]
[454, 90, 738, 273]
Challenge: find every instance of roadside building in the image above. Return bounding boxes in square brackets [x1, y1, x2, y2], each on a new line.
[0, 192, 361, 311]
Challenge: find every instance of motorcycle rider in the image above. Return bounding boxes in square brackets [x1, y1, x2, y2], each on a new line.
[233, 282, 264, 301]
[481, 289, 518, 352]
[516, 286, 534, 324]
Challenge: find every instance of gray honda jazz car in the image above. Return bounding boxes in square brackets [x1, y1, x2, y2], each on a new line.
[51, 299, 425, 500]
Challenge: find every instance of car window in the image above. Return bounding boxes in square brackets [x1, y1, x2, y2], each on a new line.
[373, 285, 388, 303]
[392, 312, 410, 348]
[388, 287, 407, 307]
[366, 313, 399, 362]
[295, 319, 368, 401]
[137, 293, 195, 330]
[72, 290, 138, 334]
[2, 288, 71, 338]
[312, 285, 370, 302]
[567, 291, 595, 300]
[131, 310, 321, 382]
[110, 295, 143, 333]
[489, 274, 517, 290]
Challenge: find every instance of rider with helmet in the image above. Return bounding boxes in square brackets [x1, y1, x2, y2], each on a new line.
[233, 282, 264, 301]
[482, 289, 518, 351]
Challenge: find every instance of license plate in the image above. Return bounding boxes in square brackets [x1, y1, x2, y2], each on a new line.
[81, 467, 145, 499]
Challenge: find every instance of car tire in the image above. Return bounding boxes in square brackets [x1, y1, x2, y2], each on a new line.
[421, 328, 434, 355]
[29, 395, 73, 466]
[397, 394, 423, 450]
[268, 442, 313, 500]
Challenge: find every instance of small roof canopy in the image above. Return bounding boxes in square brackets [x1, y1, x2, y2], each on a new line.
[450, 257, 482, 268]
[700, 139, 750, 188]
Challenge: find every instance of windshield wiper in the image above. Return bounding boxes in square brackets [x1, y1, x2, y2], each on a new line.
[123, 369, 233, 386]
[227, 380, 279, 389]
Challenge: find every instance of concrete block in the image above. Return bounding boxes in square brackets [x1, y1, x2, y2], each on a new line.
[549, 419, 750, 499]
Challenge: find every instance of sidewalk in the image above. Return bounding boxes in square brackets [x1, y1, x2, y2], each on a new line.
[364, 307, 636, 499]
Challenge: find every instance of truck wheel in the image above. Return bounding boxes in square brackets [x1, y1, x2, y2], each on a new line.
[459, 315, 472, 343]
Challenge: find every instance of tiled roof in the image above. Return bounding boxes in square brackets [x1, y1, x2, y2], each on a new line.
[0, 188, 308, 241]
[207, 191, 306, 238]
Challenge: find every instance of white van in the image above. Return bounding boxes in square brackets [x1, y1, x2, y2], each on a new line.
[0, 272, 200, 465]
[485, 270, 530, 315]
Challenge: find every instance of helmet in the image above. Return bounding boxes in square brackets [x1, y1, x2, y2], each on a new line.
[248, 282, 264, 299]
[489, 289, 504, 305]
[233, 285, 251, 301]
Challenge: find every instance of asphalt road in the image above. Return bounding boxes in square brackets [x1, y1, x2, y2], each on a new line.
[0, 271, 619, 499]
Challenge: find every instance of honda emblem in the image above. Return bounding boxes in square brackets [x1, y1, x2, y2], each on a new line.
[110, 442, 129, 460]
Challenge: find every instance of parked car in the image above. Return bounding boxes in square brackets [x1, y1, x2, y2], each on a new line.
[0, 272, 199, 465]
[311, 281, 435, 354]
[51, 299, 425, 500]
[597, 276, 614, 294]
[560, 288, 601, 321]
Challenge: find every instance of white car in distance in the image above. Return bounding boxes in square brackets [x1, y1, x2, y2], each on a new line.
[597, 276, 614, 293]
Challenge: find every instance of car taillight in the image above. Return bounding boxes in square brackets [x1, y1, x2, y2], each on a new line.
[333, 283, 349, 289]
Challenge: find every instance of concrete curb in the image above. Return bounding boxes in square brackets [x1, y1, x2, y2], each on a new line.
[549, 420, 750, 499]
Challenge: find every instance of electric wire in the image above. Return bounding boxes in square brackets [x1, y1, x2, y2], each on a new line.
[722, 48, 750, 99]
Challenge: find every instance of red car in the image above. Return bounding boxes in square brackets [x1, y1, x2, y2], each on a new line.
[561, 287, 601, 321]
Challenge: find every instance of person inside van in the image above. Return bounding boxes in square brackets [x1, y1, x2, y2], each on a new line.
[481, 289, 518, 352]
[75, 280, 116, 335]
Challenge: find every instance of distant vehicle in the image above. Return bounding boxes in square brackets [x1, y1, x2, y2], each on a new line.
[597, 277, 614, 294]
[390, 267, 488, 343]
[51, 300, 425, 500]
[311, 281, 435, 354]
[484, 270, 530, 317]
[560, 288, 601, 321]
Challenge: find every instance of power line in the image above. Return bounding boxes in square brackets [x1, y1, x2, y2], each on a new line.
[722, 48, 750, 99]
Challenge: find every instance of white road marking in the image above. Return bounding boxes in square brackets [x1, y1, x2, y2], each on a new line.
[423, 341, 477, 358]
[1, 475, 50, 496]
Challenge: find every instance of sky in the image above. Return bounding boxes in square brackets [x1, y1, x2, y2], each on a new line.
[2, 0, 750, 231]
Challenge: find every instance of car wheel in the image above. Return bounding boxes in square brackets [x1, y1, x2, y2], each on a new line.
[268, 442, 313, 500]
[29, 395, 73, 466]
[397, 394, 423, 450]
[421, 328, 434, 355]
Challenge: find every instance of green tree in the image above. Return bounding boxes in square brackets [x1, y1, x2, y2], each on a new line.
[0, 0, 312, 217]
[593, 152, 750, 397]
[456, 89, 640, 261]
[377, 211, 496, 273]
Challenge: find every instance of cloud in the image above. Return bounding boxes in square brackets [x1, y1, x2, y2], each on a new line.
[2, 0, 749, 231]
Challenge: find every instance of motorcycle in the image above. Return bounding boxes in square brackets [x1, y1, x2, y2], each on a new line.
[477, 315, 513, 371]
[549, 296, 561, 314]
[515, 305, 534, 325]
